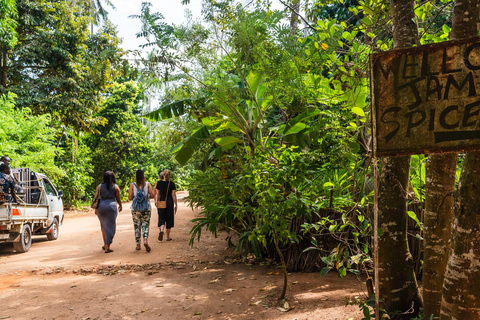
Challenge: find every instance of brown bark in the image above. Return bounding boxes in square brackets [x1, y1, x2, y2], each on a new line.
[390, 0, 419, 50]
[423, 1, 477, 317]
[439, 2, 480, 319]
[422, 154, 456, 319]
[441, 151, 480, 319]
[378, 157, 422, 318]
[289, 0, 300, 32]
[376, 0, 422, 318]
[0, 47, 7, 88]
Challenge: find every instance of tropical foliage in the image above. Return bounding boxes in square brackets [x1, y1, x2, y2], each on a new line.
[2, 0, 480, 317]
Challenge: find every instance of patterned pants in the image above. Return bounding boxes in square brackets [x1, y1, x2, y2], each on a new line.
[131, 210, 151, 244]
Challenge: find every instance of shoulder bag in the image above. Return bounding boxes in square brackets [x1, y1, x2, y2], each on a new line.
[156, 181, 170, 209]
[91, 194, 100, 209]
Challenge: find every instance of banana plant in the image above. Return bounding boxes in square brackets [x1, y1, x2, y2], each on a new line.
[144, 71, 273, 165]
[144, 70, 328, 165]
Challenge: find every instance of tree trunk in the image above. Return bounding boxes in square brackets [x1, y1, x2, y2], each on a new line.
[422, 1, 478, 316]
[422, 154, 456, 319]
[376, 0, 422, 317]
[439, 2, 480, 319]
[289, 0, 300, 32]
[378, 157, 422, 318]
[0, 47, 7, 88]
[440, 151, 480, 319]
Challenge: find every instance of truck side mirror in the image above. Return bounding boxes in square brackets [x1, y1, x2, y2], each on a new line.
[58, 190, 64, 198]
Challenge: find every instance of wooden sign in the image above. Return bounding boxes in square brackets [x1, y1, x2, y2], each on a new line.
[370, 37, 480, 156]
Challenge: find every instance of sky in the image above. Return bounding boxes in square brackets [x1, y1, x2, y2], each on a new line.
[107, 1, 285, 53]
[107, 0, 204, 52]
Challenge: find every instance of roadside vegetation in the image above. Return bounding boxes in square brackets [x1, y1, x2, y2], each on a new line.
[1, 0, 479, 318]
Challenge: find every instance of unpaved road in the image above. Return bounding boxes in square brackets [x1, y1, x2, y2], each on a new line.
[0, 192, 365, 320]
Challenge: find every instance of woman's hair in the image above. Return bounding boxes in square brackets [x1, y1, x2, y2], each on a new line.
[103, 171, 116, 189]
[135, 169, 146, 187]
[163, 169, 171, 182]
[158, 170, 164, 179]
[0, 163, 9, 173]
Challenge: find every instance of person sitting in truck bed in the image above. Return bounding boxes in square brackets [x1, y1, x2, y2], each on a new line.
[0, 164, 18, 205]
[0, 156, 10, 166]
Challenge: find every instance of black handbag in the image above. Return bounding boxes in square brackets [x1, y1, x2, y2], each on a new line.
[91, 195, 100, 209]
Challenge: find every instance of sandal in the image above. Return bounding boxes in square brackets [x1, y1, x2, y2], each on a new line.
[144, 243, 151, 252]
[135, 244, 141, 250]
[158, 232, 164, 241]
[166, 238, 172, 241]
[102, 246, 105, 250]
[105, 249, 114, 253]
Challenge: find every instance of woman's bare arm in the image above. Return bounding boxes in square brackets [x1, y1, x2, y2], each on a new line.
[172, 190, 177, 213]
[128, 183, 134, 201]
[115, 185, 123, 212]
[148, 182, 155, 199]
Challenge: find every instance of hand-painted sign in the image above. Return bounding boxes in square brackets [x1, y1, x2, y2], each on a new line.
[370, 37, 480, 156]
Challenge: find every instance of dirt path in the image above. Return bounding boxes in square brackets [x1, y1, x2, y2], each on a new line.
[0, 192, 365, 320]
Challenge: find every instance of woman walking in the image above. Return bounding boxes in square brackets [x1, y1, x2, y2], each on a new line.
[155, 169, 177, 241]
[128, 169, 154, 252]
[94, 171, 122, 253]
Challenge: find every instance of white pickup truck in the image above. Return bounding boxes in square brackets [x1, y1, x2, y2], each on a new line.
[0, 168, 64, 253]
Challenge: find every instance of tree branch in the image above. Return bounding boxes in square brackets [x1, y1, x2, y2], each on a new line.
[278, 0, 316, 31]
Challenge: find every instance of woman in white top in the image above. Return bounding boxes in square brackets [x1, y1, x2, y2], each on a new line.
[128, 169, 154, 252]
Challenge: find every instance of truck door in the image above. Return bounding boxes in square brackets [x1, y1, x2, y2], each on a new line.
[43, 178, 63, 223]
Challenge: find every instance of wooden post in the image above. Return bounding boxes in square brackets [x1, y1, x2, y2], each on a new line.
[373, 158, 380, 320]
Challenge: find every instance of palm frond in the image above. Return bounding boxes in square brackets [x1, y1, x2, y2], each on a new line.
[142, 99, 192, 121]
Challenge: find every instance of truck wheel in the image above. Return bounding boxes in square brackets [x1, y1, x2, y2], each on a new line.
[13, 224, 32, 253]
[46, 218, 59, 241]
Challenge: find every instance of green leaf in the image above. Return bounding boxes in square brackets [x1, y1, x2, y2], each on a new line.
[201, 117, 220, 126]
[261, 95, 273, 112]
[323, 182, 334, 188]
[408, 211, 422, 229]
[284, 122, 307, 135]
[214, 121, 243, 133]
[442, 24, 451, 34]
[173, 126, 210, 165]
[320, 267, 331, 277]
[143, 98, 192, 120]
[342, 31, 352, 41]
[363, 305, 371, 319]
[247, 71, 263, 95]
[351, 107, 365, 117]
[214, 92, 232, 113]
[214, 136, 243, 151]
[284, 108, 321, 135]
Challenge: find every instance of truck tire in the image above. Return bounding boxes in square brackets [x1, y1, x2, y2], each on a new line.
[46, 218, 59, 241]
[13, 224, 32, 253]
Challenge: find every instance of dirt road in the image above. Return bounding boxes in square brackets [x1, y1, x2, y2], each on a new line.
[0, 192, 365, 320]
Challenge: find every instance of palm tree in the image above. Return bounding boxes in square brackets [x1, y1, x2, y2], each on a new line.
[70, 0, 115, 33]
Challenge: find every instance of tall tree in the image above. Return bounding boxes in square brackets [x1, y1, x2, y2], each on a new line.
[87, 81, 151, 191]
[440, 1, 480, 318]
[71, 0, 114, 33]
[1, 0, 123, 133]
[421, 0, 472, 315]
[377, 0, 422, 317]
[0, 0, 18, 87]
[422, 154, 456, 319]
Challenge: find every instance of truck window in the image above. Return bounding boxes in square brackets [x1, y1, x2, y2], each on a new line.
[43, 180, 57, 196]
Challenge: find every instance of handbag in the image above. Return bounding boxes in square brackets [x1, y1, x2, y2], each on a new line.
[156, 181, 170, 209]
[91, 195, 100, 209]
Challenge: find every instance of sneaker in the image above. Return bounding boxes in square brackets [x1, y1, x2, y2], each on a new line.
[158, 231, 164, 241]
